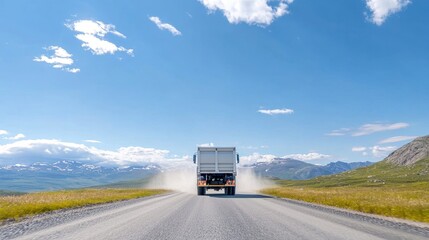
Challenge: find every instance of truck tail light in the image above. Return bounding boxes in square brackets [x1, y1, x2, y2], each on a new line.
[198, 181, 206, 186]
[225, 180, 235, 186]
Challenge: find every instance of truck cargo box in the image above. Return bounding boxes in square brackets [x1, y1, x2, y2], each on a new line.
[197, 147, 236, 174]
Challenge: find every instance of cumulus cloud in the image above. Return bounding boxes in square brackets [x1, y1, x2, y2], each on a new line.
[352, 146, 367, 152]
[366, 0, 411, 25]
[33, 46, 80, 73]
[66, 20, 133, 56]
[149, 16, 182, 36]
[0, 139, 190, 168]
[283, 152, 331, 161]
[0, 130, 8, 135]
[258, 108, 294, 115]
[353, 122, 409, 136]
[240, 153, 276, 165]
[379, 135, 417, 144]
[199, 0, 294, 26]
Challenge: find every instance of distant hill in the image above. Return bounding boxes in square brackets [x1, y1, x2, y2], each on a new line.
[0, 190, 25, 196]
[0, 160, 160, 192]
[245, 158, 373, 180]
[278, 135, 429, 187]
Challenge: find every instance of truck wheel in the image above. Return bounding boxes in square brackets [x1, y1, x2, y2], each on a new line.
[231, 187, 236, 195]
[197, 187, 204, 196]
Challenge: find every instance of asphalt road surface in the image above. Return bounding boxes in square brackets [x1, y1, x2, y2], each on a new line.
[3, 192, 429, 240]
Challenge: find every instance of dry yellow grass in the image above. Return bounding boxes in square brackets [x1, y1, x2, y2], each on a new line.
[0, 188, 167, 222]
[262, 187, 429, 223]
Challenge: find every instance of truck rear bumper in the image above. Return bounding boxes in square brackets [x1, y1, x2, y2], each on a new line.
[199, 184, 236, 187]
[197, 180, 235, 187]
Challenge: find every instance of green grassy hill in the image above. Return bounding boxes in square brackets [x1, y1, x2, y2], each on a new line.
[262, 159, 429, 222]
[275, 157, 429, 188]
[262, 136, 429, 223]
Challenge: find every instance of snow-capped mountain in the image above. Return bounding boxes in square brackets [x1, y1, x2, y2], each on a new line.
[0, 160, 161, 192]
[1, 160, 159, 173]
[245, 158, 373, 180]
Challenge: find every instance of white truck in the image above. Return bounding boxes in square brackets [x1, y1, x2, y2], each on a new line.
[193, 147, 239, 196]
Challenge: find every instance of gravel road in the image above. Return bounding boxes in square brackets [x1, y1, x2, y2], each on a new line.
[1, 192, 428, 240]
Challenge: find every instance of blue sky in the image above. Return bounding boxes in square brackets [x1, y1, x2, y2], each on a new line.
[0, 0, 428, 166]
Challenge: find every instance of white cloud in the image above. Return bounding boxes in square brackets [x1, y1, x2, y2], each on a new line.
[149, 16, 182, 36]
[3, 133, 25, 140]
[199, 0, 294, 26]
[66, 68, 80, 73]
[33, 46, 80, 73]
[366, 0, 411, 25]
[353, 145, 398, 158]
[352, 146, 367, 152]
[66, 20, 133, 56]
[241, 152, 330, 164]
[353, 122, 409, 136]
[283, 152, 331, 161]
[84, 140, 101, 144]
[242, 145, 269, 150]
[258, 108, 294, 115]
[0, 130, 8, 135]
[241, 153, 276, 165]
[67, 20, 126, 38]
[370, 145, 397, 158]
[0, 139, 190, 168]
[198, 143, 215, 147]
[326, 128, 351, 136]
[379, 135, 417, 144]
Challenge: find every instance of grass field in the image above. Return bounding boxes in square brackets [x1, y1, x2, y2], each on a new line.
[262, 158, 429, 223]
[0, 188, 167, 222]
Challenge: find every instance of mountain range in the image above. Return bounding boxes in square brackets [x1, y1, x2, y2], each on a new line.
[245, 159, 373, 180]
[0, 160, 160, 192]
[0, 158, 373, 192]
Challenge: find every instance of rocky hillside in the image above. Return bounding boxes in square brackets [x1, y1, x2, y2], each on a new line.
[385, 135, 429, 166]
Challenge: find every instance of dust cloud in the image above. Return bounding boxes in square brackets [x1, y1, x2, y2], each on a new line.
[146, 167, 196, 193]
[236, 167, 274, 193]
[147, 167, 273, 194]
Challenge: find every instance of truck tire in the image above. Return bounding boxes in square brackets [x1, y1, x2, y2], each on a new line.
[197, 187, 205, 196]
[231, 187, 236, 195]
